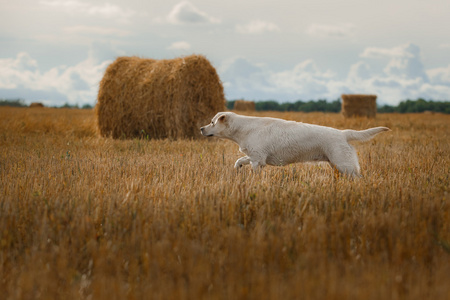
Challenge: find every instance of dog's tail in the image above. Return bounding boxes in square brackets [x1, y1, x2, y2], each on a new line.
[343, 127, 390, 142]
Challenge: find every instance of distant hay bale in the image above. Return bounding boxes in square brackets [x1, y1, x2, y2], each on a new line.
[341, 94, 377, 118]
[233, 100, 255, 111]
[96, 55, 225, 139]
[29, 102, 44, 108]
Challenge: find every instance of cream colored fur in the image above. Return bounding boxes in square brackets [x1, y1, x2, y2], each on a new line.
[200, 112, 389, 177]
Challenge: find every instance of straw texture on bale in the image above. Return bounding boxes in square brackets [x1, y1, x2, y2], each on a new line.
[233, 100, 255, 111]
[96, 55, 225, 139]
[29, 102, 44, 108]
[341, 94, 377, 118]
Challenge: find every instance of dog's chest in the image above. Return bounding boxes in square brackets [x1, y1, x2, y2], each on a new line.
[239, 147, 248, 155]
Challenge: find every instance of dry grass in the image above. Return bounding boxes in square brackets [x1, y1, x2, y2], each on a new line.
[1, 107, 449, 300]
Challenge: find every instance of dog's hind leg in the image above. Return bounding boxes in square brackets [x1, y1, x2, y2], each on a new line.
[327, 145, 362, 178]
[329, 161, 362, 178]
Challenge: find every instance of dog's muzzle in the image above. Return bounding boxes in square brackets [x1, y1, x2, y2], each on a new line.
[200, 127, 213, 137]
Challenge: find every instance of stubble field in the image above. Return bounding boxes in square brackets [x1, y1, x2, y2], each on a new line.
[0, 107, 449, 299]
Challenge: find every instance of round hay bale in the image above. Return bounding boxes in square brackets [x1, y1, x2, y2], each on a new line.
[29, 102, 44, 108]
[96, 55, 225, 139]
[233, 100, 255, 111]
[341, 94, 377, 118]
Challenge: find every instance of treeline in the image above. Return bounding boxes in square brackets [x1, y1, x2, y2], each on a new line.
[227, 99, 342, 112]
[0, 98, 26, 107]
[1, 98, 449, 113]
[227, 99, 450, 114]
[377, 99, 450, 114]
[60, 103, 93, 109]
[0, 99, 93, 109]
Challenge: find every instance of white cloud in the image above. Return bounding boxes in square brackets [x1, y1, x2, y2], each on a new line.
[341, 43, 449, 103]
[219, 57, 274, 99]
[86, 3, 135, 19]
[167, 1, 220, 25]
[360, 43, 419, 59]
[361, 43, 428, 81]
[40, 0, 135, 22]
[306, 23, 355, 38]
[167, 41, 191, 51]
[270, 60, 336, 98]
[220, 57, 265, 78]
[0, 52, 110, 105]
[418, 83, 450, 100]
[2, 44, 449, 107]
[220, 58, 337, 100]
[348, 61, 372, 81]
[63, 26, 132, 37]
[236, 20, 280, 34]
[219, 44, 450, 105]
[427, 65, 450, 86]
[40, 0, 87, 10]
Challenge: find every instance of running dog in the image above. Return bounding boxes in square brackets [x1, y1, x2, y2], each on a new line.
[200, 112, 389, 177]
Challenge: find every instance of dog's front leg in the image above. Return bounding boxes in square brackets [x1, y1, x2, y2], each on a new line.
[250, 160, 265, 171]
[234, 156, 251, 169]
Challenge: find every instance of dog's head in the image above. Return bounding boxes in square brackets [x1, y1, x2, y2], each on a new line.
[200, 112, 234, 138]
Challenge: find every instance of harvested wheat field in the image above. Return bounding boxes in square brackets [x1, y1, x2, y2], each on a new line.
[0, 107, 449, 300]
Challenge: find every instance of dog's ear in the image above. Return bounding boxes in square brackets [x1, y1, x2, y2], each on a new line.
[218, 115, 226, 123]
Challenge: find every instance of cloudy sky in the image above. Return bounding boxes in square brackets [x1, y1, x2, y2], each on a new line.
[1, 0, 450, 106]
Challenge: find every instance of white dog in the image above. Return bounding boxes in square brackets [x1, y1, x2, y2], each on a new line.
[200, 112, 389, 177]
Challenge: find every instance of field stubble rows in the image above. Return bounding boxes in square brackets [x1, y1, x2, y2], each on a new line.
[0, 107, 449, 299]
